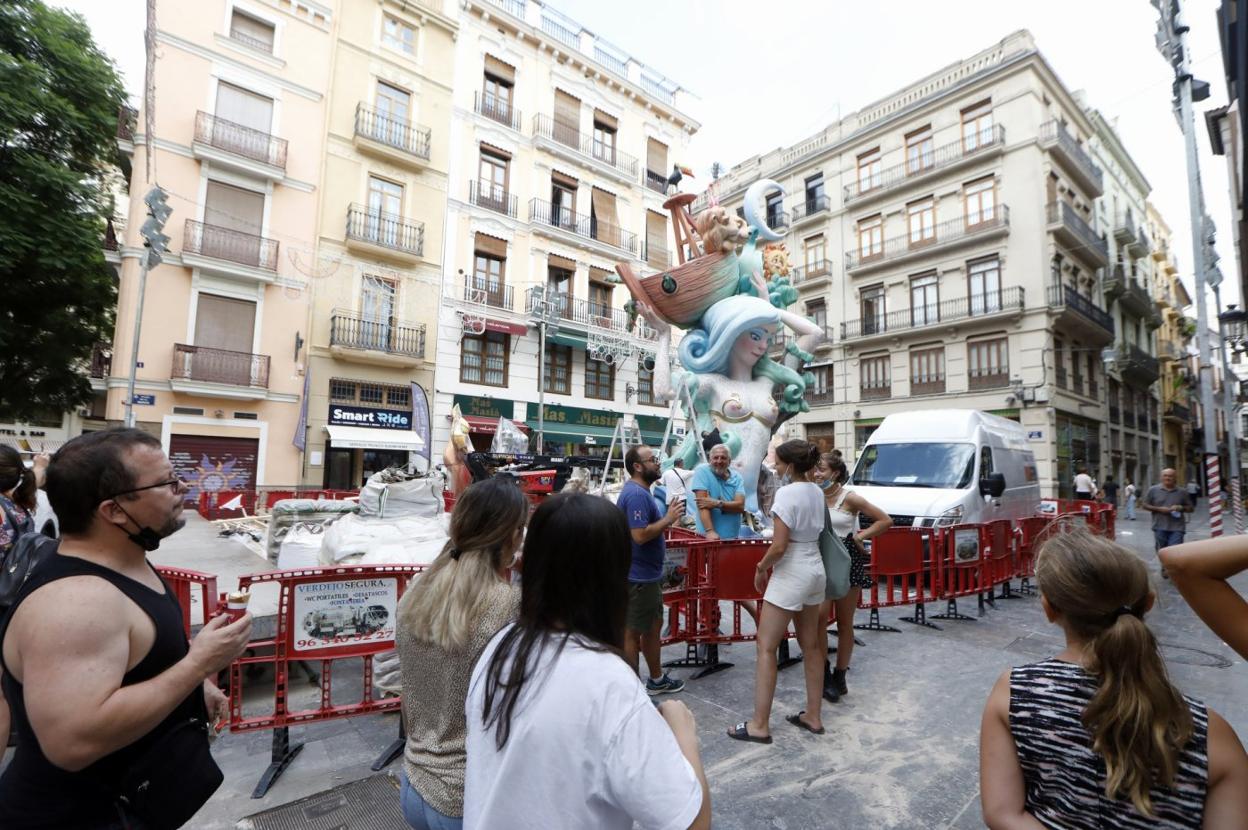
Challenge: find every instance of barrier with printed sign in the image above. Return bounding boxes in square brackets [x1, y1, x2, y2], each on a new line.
[154, 566, 219, 638]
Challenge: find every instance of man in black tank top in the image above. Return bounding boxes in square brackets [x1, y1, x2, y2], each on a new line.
[0, 429, 253, 828]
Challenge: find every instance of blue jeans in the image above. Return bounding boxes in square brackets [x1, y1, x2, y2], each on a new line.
[1154, 529, 1185, 552]
[1125, 495, 1136, 520]
[400, 775, 462, 830]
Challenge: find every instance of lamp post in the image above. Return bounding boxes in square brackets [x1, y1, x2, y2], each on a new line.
[1218, 302, 1247, 533]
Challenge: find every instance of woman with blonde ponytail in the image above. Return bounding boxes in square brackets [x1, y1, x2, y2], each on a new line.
[396, 477, 528, 830]
[980, 528, 1248, 828]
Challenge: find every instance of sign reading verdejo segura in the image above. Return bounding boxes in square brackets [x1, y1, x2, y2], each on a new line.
[328, 404, 412, 431]
[292, 577, 398, 654]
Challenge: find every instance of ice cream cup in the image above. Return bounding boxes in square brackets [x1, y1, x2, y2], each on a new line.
[224, 591, 251, 621]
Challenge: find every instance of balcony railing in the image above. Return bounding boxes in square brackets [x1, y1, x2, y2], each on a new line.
[1120, 278, 1153, 318]
[1070, 373, 1084, 396]
[194, 111, 287, 170]
[1047, 201, 1108, 265]
[354, 103, 431, 160]
[540, 11, 580, 49]
[484, 0, 525, 17]
[806, 389, 834, 406]
[525, 288, 632, 331]
[228, 27, 273, 54]
[790, 194, 831, 223]
[844, 126, 1006, 202]
[117, 106, 137, 142]
[1039, 120, 1103, 194]
[172, 343, 270, 389]
[1047, 284, 1115, 336]
[911, 377, 946, 396]
[330, 310, 425, 358]
[969, 371, 1010, 391]
[860, 382, 891, 401]
[766, 210, 790, 232]
[644, 168, 668, 194]
[463, 276, 513, 311]
[531, 114, 639, 178]
[474, 92, 521, 131]
[529, 197, 637, 254]
[1119, 342, 1160, 384]
[183, 220, 279, 271]
[846, 206, 1009, 271]
[90, 344, 112, 379]
[1113, 211, 1137, 244]
[841, 286, 1024, 340]
[1128, 227, 1150, 257]
[469, 180, 518, 218]
[1165, 401, 1191, 422]
[1056, 366, 1067, 388]
[792, 261, 833, 284]
[346, 205, 424, 256]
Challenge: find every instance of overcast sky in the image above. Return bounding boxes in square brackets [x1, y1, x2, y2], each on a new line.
[53, 0, 1239, 310]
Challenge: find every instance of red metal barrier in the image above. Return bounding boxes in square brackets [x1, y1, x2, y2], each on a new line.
[985, 519, 1022, 601]
[857, 527, 943, 630]
[154, 565, 219, 639]
[932, 524, 992, 621]
[1016, 516, 1050, 595]
[225, 564, 425, 797]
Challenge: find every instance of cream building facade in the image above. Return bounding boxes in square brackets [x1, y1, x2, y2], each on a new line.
[107, 1, 332, 497]
[706, 30, 1186, 499]
[430, 0, 698, 456]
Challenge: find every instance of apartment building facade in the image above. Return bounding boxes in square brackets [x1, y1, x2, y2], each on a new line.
[107, 0, 332, 497]
[430, 0, 697, 456]
[300, 0, 457, 488]
[1148, 210, 1197, 484]
[706, 31, 1179, 499]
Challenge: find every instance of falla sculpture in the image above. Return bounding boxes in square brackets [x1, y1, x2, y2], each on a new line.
[616, 179, 827, 515]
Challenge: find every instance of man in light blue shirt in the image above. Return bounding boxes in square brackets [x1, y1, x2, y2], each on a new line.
[688, 444, 746, 540]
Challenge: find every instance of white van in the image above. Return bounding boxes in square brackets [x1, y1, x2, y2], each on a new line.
[849, 410, 1041, 528]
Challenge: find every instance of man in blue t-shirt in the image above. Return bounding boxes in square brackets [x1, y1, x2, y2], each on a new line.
[688, 444, 746, 540]
[617, 444, 686, 695]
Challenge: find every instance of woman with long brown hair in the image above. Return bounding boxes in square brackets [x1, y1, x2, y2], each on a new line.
[980, 528, 1248, 828]
[813, 452, 891, 702]
[396, 476, 528, 830]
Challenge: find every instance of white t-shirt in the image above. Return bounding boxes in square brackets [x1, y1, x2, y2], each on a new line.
[1073, 473, 1095, 494]
[660, 467, 694, 505]
[769, 481, 826, 542]
[465, 625, 703, 830]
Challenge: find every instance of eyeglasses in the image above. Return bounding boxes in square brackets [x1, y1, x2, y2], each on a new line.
[641, 456, 660, 466]
[108, 476, 189, 499]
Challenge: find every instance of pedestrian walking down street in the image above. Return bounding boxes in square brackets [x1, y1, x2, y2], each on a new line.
[728, 439, 828, 744]
[618, 445, 686, 696]
[1141, 468, 1194, 578]
[464, 494, 710, 830]
[813, 453, 891, 703]
[979, 529, 1248, 828]
[1073, 465, 1096, 501]
[1102, 475, 1120, 508]
[1124, 480, 1138, 520]
[395, 478, 528, 830]
[0, 429, 252, 829]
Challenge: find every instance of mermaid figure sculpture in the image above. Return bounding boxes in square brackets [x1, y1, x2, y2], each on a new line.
[639, 269, 824, 514]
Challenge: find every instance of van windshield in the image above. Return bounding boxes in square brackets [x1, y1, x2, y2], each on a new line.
[852, 443, 976, 489]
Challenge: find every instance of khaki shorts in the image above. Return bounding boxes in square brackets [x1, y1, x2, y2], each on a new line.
[626, 580, 664, 632]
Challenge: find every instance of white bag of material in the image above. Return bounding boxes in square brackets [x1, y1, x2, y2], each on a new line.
[377, 474, 445, 519]
[491, 417, 530, 454]
[321, 513, 451, 566]
[373, 649, 403, 694]
[277, 524, 325, 570]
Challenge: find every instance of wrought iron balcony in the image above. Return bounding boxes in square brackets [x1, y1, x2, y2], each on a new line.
[469, 180, 518, 218]
[1046, 201, 1108, 268]
[183, 220, 279, 271]
[531, 114, 639, 178]
[1119, 278, 1154, 319]
[354, 103, 431, 160]
[117, 106, 137, 142]
[172, 343, 270, 389]
[90, 343, 112, 379]
[790, 194, 831, 223]
[463, 276, 513, 311]
[845, 206, 1010, 272]
[1128, 227, 1150, 258]
[843, 126, 1006, 203]
[969, 370, 1011, 391]
[1164, 400, 1191, 423]
[791, 260, 833, 285]
[474, 92, 520, 131]
[766, 210, 790, 232]
[910, 377, 947, 396]
[528, 197, 637, 254]
[860, 381, 891, 401]
[346, 204, 424, 257]
[806, 388, 835, 406]
[330, 310, 426, 358]
[1104, 265, 1127, 300]
[1112, 211, 1137, 244]
[484, 0, 525, 17]
[1047, 284, 1115, 341]
[1039, 120, 1103, 196]
[525, 288, 632, 332]
[644, 168, 668, 194]
[193, 111, 287, 170]
[1118, 342, 1160, 385]
[840, 286, 1024, 340]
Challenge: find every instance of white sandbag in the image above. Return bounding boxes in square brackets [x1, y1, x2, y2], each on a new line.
[277, 524, 325, 570]
[359, 533, 447, 566]
[373, 649, 403, 693]
[377, 474, 445, 519]
[321, 513, 451, 566]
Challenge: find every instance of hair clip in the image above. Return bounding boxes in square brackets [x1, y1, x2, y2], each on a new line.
[1109, 605, 1138, 622]
[449, 547, 462, 560]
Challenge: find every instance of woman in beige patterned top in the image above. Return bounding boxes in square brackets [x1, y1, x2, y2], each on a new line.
[396, 477, 527, 829]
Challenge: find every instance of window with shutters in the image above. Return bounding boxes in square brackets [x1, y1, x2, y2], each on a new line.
[544, 344, 572, 395]
[472, 251, 506, 309]
[359, 275, 397, 350]
[550, 172, 576, 229]
[585, 351, 615, 400]
[906, 126, 934, 174]
[553, 90, 580, 147]
[860, 355, 891, 400]
[968, 256, 1001, 314]
[962, 101, 993, 152]
[546, 259, 573, 318]
[860, 284, 885, 335]
[804, 235, 828, 276]
[637, 365, 659, 406]
[592, 109, 617, 166]
[857, 215, 883, 260]
[229, 10, 275, 54]
[328, 379, 411, 408]
[804, 173, 825, 214]
[478, 151, 509, 212]
[646, 210, 668, 268]
[383, 16, 415, 55]
[806, 299, 827, 333]
[590, 187, 621, 247]
[1070, 340, 1084, 395]
[588, 277, 613, 319]
[766, 190, 785, 228]
[910, 272, 939, 326]
[1055, 337, 1067, 388]
[857, 148, 881, 193]
[201, 181, 266, 265]
[907, 197, 936, 246]
[481, 57, 514, 126]
[194, 293, 256, 354]
[807, 363, 833, 404]
[461, 331, 509, 386]
[968, 337, 1009, 390]
[645, 138, 668, 192]
[910, 346, 945, 395]
[964, 176, 997, 227]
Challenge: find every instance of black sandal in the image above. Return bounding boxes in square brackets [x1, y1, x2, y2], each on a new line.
[785, 712, 826, 735]
[726, 721, 772, 744]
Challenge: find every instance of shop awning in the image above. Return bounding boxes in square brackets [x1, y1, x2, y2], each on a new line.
[537, 423, 616, 445]
[485, 319, 527, 336]
[548, 331, 588, 349]
[0, 438, 65, 454]
[464, 416, 530, 435]
[324, 425, 425, 451]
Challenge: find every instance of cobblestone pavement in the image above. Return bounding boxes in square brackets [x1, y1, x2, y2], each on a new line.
[4, 508, 1245, 828]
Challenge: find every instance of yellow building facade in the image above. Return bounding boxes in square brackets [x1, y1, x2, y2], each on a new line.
[1147, 205, 1196, 484]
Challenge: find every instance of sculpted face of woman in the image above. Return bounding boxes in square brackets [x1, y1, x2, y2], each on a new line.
[733, 324, 775, 367]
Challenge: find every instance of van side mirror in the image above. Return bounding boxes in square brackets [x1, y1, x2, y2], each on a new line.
[980, 472, 1006, 498]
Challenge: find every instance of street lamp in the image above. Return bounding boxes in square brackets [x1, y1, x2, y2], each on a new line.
[1218, 304, 1247, 349]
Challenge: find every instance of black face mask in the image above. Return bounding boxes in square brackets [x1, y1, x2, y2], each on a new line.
[113, 503, 164, 552]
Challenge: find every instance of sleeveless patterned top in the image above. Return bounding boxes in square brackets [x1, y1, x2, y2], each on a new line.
[1009, 659, 1208, 829]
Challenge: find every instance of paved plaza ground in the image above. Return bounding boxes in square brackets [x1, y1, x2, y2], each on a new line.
[4, 507, 1247, 828]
